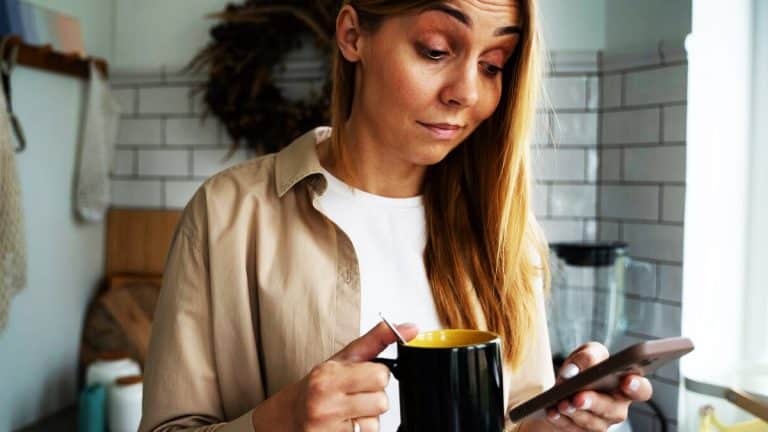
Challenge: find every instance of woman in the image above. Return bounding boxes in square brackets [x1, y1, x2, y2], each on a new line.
[139, 1, 653, 431]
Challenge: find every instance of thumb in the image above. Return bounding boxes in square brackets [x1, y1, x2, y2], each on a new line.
[332, 321, 419, 362]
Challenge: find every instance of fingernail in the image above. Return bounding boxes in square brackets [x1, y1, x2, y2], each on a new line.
[560, 363, 580, 379]
[565, 404, 576, 414]
[579, 397, 592, 410]
[549, 412, 561, 421]
[629, 377, 640, 392]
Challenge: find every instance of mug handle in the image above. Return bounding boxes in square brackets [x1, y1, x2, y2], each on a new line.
[371, 358, 404, 432]
[371, 357, 400, 380]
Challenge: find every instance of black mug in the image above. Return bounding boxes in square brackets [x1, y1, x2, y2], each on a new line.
[373, 329, 504, 432]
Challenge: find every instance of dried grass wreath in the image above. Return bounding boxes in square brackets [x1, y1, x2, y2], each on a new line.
[187, 1, 342, 154]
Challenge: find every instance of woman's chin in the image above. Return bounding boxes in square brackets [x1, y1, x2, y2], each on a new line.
[412, 141, 462, 166]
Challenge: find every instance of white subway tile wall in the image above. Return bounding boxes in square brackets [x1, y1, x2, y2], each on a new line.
[536, 49, 687, 431]
[138, 149, 190, 177]
[624, 146, 686, 183]
[533, 148, 588, 182]
[624, 65, 687, 106]
[550, 185, 597, 218]
[663, 105, 687, 143]
[535, 58, 601, 246]
[166, 118, 220, 146]
[539, 219, 585, 242]
[112, 149, 135, 176]
[138, 86, 193, 115]
[116, 118, 163, 146]
[533, 184, 549, 217]
[553, 112, 598, 146]
[601, 73, 622, 109]
[546, 76, 589, 110]
[111, 179, 163, 208]
[601, 108, 661, 145]
[599, 185, 660, 221]
[587, 76, 600, 110]
[600, 52, 686, 432]
[658, 264, 683, 302]
[623, 223, 684, 262]
[113, 88, 136, 115]
[599, 149, 621, 181]
[598, 221, 620, 241]
[662, 185, 686, 222]
[110, 70, 254, 209]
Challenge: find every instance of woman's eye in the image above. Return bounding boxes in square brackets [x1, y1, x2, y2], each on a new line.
[482, 63, 503, 77]
[420, 47, 449, 61]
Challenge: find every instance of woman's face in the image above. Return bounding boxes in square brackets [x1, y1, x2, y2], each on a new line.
[345, 0, 522, 166]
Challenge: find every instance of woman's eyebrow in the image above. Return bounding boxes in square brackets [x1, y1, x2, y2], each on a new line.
[421, 2, 522, 37]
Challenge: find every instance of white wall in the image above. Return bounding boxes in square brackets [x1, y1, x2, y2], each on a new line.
[539, 0, 606, 51]
[745, 0, 768, 363]
[24, 0, 116, 64]
[680, 0, 754, 428]
[0, 68, 105, 430]
[539, 0, 691, 52]
[604, 0, 692, 52]
[113, 0, 229, 72]
[109, 0, 607, 71]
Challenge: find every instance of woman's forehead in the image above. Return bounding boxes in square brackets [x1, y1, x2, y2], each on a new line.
[432, 0, 522, 26]
[408, 0, 523, 38]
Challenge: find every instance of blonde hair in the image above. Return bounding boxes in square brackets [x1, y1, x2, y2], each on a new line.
[329, 0, 549, 369]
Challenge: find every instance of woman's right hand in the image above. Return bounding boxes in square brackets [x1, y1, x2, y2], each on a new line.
[252, 321, 419, 432]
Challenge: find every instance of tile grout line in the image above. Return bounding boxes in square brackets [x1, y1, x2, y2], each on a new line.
[188, 149, 194, 179]
[659, 185, 665, 223]
[132, 148, 138, 177]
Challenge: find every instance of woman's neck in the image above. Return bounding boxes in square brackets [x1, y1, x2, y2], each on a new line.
[318, 121, 426, 198]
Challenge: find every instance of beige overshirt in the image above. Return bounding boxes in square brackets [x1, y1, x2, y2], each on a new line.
[139, 127, 556, 432]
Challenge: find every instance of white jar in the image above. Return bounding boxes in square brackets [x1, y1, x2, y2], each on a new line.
[107, 375, 143, 432]
[85, 353, 141, 387]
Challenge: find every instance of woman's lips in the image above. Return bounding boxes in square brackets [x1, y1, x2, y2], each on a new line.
[417, 121, 463, 140]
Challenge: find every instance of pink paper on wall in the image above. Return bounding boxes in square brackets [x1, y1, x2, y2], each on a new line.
[19, 1, 85, 56]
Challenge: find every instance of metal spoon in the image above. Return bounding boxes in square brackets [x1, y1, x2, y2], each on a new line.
[379, 312, 407, 345]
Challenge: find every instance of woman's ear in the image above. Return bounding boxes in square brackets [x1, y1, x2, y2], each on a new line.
[336, 5, 364, 63]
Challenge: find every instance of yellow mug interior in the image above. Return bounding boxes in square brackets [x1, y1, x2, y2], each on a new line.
[406, 329, 500, 348]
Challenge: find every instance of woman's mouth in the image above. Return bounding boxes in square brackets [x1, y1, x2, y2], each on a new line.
[417, 121, 464, 140]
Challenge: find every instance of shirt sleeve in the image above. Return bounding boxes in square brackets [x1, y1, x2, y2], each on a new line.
[139, 218, 255, 432]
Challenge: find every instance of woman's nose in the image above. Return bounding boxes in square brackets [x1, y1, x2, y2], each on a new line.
[440, 62, 480, 108]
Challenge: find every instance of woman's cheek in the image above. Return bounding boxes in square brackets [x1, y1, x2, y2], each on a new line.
[478, 81, 503, 119]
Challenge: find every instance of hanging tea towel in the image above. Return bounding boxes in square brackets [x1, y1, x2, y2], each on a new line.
[75, 62, 121, 222]
[0, 77, 26, 332]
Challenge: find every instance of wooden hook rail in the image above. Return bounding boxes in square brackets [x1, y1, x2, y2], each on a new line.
[1, 35, 108, 79]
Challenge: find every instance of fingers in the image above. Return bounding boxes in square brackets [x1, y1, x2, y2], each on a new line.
[333, 321, 420, 362]
[546, 408, 583, 432]
[306, 361, 391, 400]
[353, 416, 380, 432]
[557, 342, 610, 384]
[342, 391, 390, 419]
[336, 362, 391, 393]
[619, 375, 653, 401]
[555, 396, 611, 431]
[549, 390, 630, 431]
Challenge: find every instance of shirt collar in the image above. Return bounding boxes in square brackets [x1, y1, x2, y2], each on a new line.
[274, 126, 331, 197]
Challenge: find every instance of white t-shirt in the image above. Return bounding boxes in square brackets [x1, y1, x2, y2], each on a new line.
[315, 167, 442, 431]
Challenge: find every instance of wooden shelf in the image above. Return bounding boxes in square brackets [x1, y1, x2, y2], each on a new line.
[1, 35, 108, 79]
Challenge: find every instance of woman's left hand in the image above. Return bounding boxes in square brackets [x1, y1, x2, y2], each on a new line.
[546, 342, 653, 431]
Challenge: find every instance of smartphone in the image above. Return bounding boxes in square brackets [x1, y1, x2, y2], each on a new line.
[508, 337, 695, 423]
